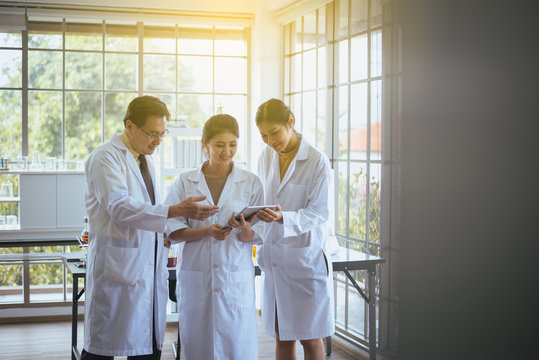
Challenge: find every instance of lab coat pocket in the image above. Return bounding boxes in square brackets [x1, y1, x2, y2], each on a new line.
[226, 270, 254, 310]
[285, 184, 308, 209]
[104, 246, 143, 286]
[178, 270, 205, 310]
[283, 246, 315, 280]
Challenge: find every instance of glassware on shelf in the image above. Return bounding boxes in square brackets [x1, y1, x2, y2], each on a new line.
[45, 157, 56, 171]
[16, 155, 29, 170]
[6, 215, 17, 225]
[0, 216, 6, 226]
[0, 182, 14, 198]
[30, 150, 42, 170]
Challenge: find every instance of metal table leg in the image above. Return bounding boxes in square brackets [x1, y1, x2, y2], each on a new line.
[72, 275, 78, 360]
[368, 269, 376, 360]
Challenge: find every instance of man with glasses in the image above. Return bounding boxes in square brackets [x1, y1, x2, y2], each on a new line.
[82, 95, 219, 359]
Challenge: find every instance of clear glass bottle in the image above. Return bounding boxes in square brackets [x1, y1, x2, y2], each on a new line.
[81, 216, 89, 243]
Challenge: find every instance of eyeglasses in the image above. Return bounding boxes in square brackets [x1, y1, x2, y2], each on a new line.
[136, 125, 169, 140]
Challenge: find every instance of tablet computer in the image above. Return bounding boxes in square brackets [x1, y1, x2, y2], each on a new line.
[221, 205, 277, 229]
[234, 205, 277, 221]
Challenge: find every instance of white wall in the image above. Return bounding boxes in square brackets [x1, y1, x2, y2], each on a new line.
[249, 0, 283, 169]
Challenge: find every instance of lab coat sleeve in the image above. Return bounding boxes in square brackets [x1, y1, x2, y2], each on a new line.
[163, 177, 189, 241]
[281, 156, 330, 239]
[248, 175, 265, 245]
[86, 149, 169, 233]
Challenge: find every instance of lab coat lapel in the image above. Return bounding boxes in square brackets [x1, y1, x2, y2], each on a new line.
[189, 163, 214, 205]
[216, 162, 247, 208]
[111, 135, 148, 197]
[276, 136, 309, 195]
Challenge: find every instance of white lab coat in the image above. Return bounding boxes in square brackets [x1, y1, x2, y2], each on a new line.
[164, 162, 263, 360]
[257, 136, 335, 340]
[83, 134, 170, 356]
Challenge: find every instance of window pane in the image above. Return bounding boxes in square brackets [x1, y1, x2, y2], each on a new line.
[214, 95, 247, 164]
[143, 55, 175, 91]
[351, 0, 369, 33]
[65, 92, 102, 161]
[0, 31, 21, 47]
[336, 161, 349, 235]
[178, 55, 212, 93]
[284, 56, 290, 94]
[334, 278, 347, 326]
[215, 57, 246, 93]
[290, 53, 301, 93]
[143, 26, 175, 53]
[284, 24, 290, 55]
[371, 30, 382, 77]
[317, 89, 327, 152]
[291, 20, 301, 53]
[318, 46, 326, 88]
[0, 90, 22, 157]
[370, 80, 382, 157]
[290, 93, 301, 130]
[28, 23, 62, 49]
[106, 53, 137, 90]
[302, 12, 317, 50]
[371, 0, 383, 28]
[302, 91, 316, 145]
[350, 83, 368, 160]
[0, 261, 23, 303]
[337, 40, 349, 84]
[369, 163, 381, 243]
[318, 7, 326, 45]
[214, 95, 245, 124]
[66, 52, 102, 89]
[336, 0, 349, 39]
[105, 93, 137, 140]
[302, 49, 316, 91]
[29, 50, 62, 89]
[350, 162, 368, 239]
[28, 91, 62, 159]
[29, 262, 64, 302]
[337, 85, 349, 159]
[347, 283, 367, 337]
[178, 27, 212, 55]
[177, 94, 212, 128]
[0, 50, 22, 87]
[215, 29, 245, 56]
[105, 25, 138, 52]
[144, 93, 176, 120]
[351, 34, 368, 81]
[66, 23, 102, 51]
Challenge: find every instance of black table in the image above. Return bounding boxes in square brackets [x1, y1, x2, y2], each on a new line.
[64, 247, 384, 360]
[168, 247, 385, 360]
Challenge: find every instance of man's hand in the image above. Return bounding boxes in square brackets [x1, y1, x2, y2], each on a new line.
[256, 204, 283, 223]
[207, 224, 232, 241]
[168, 196, 219, 220]
[163, 233, 171, 248]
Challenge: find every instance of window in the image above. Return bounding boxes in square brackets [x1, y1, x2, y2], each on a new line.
[284, 0, 388, 353]
[0, 19, 249, 308]
[0, 21, 249, 167]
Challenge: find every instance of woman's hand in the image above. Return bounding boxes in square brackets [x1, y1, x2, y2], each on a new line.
[256, 204, 283, 223]
[207, 224, 232, 241]
[227, 212, 256, 242]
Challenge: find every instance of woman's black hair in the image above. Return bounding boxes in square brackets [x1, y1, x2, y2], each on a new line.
[255, 98, 294, 126]
[202, 114, 240, 143]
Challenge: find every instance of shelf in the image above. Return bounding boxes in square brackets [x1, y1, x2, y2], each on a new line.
[0, 197, 20, 203]
[0, 170, 84, 175]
